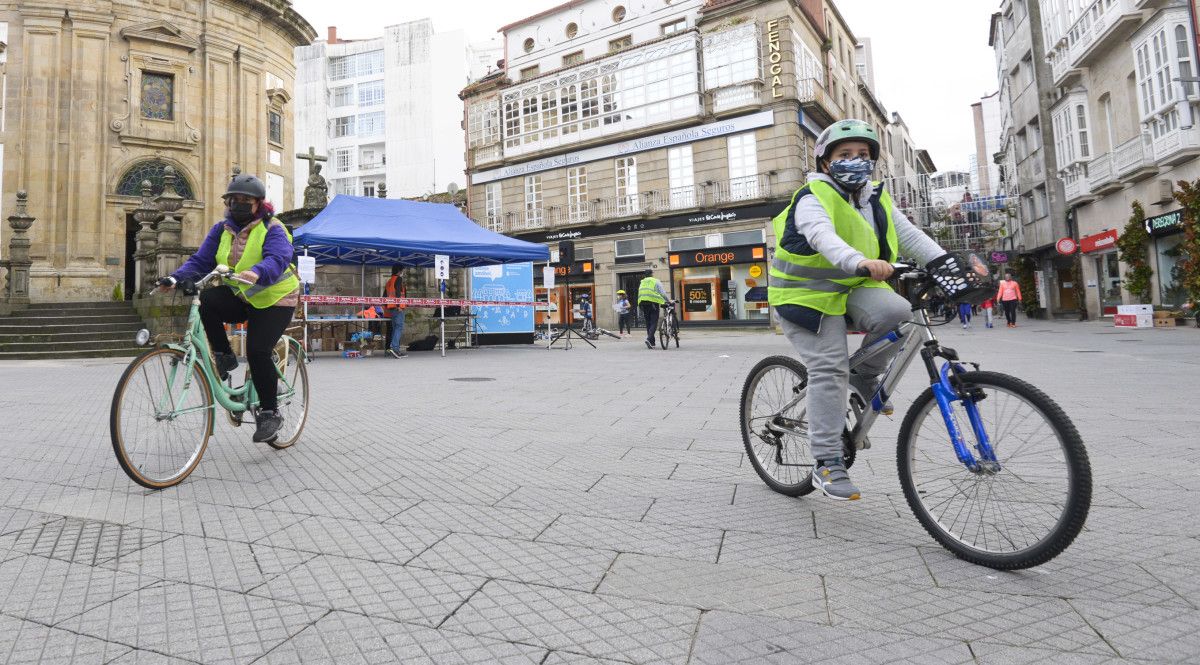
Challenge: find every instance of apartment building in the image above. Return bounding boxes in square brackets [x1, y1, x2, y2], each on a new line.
[972, 91, 1005, 197]
[1041, 0, 1199, 317]
[991, 0, 1073, 316]
[886, 112, 937, 229]
[293, 21, 476, 205]
[461, 0, 933, 329]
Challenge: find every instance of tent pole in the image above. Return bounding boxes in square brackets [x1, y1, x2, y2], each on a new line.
[439, 278, 446, 358]
[303, 248, 310, 357]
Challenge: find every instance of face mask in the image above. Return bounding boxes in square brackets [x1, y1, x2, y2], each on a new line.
[828, 157, 875, 190]
[228, 201, 255, 224]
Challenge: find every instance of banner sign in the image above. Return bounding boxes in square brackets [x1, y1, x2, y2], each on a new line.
[470, 262, 535, 334]
[670, 245, 765, 268]
[515, 203, 783, 243]
[302, 295, 539, 308]
[1080, 229, 1118, 254]
[685, 283, 713, 312]
[1144, 209, 1184, 237]
[989, 251, 1009, 264]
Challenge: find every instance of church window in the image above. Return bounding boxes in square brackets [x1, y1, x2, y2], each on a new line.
[141, 72, 175, 120]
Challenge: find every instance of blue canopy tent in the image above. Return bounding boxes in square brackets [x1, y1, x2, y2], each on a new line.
[292, 195, 549, 267]
[292, 195, 549, 355]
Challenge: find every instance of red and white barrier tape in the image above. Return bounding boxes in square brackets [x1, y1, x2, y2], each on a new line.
[301, 295, 539, 308]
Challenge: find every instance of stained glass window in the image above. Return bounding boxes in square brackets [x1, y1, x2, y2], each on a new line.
[141, 72, 174, 121]
[269, 111, 283, 144]
[115, 160, 195, 200]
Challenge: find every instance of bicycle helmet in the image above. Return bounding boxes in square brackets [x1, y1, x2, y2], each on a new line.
[616, 289, 626, 295]
[815, 119, 881, 162]
[224, 174, 267, 200]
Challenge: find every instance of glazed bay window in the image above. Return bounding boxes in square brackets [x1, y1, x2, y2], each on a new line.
[332, 85, 353, 107]
[567, 167, 588, 222]
[524, 175, 543, 228]
[668, 145, 695, 209]
[703, 24, 759, 89]
[499, 33, 700, 156]
[1133, 9, 1196, 148]
[485, 182, 502, 232]
[332, 115, 355, 138]
[357, 80, 385, 107]
[615, 157, 640, 215]
[727, 132, 759, 200]
[357, 111, 385, 138]
[468, 98, 500, 148]
[335, 148, 353, 173]
[328, 50, 384, 81]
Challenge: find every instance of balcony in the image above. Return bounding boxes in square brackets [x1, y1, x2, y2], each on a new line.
[709, 80, 763, 115]
[472, 144, 502, 167]
[797, 78, 836, 127]
[1114, 132, 1158, 181]
[1049, 50, 1083, 88]
[1062, 166, 1095, 205]
[1066, 0, 1143, 68]
[358, 161, 385, 173]
[1087, 152, 1123, 194]
[1151, 124, 1200, 166]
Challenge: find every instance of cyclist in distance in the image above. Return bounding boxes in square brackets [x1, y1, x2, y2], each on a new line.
[156, 174, 300, 443]
[769, 119, 953, 501]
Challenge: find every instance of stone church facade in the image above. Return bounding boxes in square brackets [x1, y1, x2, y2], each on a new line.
[0, 0, 315, 302]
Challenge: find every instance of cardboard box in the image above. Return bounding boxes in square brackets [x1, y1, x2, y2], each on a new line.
[1153, 317, 1176, 328]
[1114, 313, 1153, 328]
[1117, 304, 1153, 316]
[1153, 310, 1173, 319]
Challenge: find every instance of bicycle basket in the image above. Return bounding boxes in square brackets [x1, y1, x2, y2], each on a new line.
[926, 253, 994, 306]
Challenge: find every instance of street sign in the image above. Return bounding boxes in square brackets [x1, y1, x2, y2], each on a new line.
[1055, 237, 1077, 255]
[434, 254, 450, 281]
[989, 251, 1009, 264]
[297, 255, 316, 283]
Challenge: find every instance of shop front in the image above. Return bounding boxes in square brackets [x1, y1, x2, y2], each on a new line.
[534, 259, 595, 325]
[1144, 209, 1188, 307]
[667, 244, 770, 324]
[1080, 229, 1121, 316]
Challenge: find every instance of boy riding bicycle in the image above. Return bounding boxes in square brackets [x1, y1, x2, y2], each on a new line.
[769, 119, 957, 501]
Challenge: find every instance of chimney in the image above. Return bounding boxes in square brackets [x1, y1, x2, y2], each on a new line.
[327, 26, 338, 44]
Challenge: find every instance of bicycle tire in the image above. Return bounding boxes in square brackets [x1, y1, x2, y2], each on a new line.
[896, 370, 1091, 570]
[268, 337, 309, 449]
[110, 347, 213, 489]
[658, 320, 669, 350]
[672, 316, 680, 348]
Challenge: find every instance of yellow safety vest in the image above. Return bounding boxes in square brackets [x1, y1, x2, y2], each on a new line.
[215, 219, 299, 309]
[768, 180, 898, 316]
[637, 276, 666, 305]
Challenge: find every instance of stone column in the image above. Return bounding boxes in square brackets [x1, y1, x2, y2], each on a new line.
[132, 181, 163, 296]
[1, 191, 37, 308]
[155, 167, 187, 278]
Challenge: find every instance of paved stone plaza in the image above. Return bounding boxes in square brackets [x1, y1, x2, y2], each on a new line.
[0, 320, 1197, 664]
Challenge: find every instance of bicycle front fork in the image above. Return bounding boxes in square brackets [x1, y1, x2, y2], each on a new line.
[932, 363, 1001, 474]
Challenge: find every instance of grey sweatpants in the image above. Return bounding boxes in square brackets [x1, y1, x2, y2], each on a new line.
[779, 287, 913, 461]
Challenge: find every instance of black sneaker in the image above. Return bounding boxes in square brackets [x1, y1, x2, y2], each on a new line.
[388, 348, 407, 359]
[253, 409, 283, 443]
[214, 352, 238, 380]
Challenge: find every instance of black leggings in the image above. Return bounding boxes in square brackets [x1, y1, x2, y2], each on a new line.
[640, 302, 660, 344]
[1002, 300, 1019, 325]
[619, 312, 632, 334]
[199, 286, 294, 410]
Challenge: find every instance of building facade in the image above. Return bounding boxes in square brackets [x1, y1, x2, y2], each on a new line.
[0, 0, 314, 303]
[991, 0, 1073, 316]
[972, 91, 1004, 197]
[1041, 0, 1200, 317]
[461, 0, 934, 330]
[293, 20, 473, 205]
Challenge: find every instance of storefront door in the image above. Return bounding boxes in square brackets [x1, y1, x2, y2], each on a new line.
[1095, 253, 1121, 315]
[618, 272, 647, 327]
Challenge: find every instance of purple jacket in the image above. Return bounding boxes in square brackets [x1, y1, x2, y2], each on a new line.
[173, 206, 294, 285]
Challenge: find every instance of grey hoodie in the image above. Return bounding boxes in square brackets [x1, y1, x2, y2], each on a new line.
[792, 173, 946, 273]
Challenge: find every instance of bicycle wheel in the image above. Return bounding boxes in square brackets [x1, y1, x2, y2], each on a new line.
[740, 356, 816, 496]
[671, 316, 680, 348]
[267, 337, 309, 450]
[897, 370, 1091, 570]
[658, 319, 669, 350]
[110, 348, 214, 489]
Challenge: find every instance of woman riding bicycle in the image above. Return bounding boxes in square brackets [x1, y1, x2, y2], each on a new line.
[157, 174, 299, 443]
[769, 119, 955, 501]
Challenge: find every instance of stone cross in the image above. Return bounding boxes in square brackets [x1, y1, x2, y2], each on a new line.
[296, 146, 327, 177]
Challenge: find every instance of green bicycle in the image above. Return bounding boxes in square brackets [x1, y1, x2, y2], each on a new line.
[110, 265, 309, 489]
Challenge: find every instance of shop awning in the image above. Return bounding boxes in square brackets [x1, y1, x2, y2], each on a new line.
[293, 195, 550, 267]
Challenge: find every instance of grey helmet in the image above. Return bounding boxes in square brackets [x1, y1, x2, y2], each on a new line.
[224, 174, 267, 200]
[814, 119, 881, 162]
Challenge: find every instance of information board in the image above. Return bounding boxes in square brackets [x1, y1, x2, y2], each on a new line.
[470, 262, 535, 334]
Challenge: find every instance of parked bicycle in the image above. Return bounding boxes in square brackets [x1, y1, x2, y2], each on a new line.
[658, 300, 680, 349]
[739, 259, 1091, 569]
[110, 265, 309, 489]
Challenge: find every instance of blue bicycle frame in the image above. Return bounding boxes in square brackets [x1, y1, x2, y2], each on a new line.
[846, 307, 1000, 472]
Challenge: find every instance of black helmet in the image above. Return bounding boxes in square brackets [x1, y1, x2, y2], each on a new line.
[224, 174, 266, 200]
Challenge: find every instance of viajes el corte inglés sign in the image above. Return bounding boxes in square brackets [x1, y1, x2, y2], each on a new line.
[471, 110, 775, 184]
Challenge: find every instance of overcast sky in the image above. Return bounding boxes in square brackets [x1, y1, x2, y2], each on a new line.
[290, 0, 999, 172]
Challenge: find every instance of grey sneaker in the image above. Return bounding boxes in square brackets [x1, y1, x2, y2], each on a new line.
[812, 458, 861, 501]
[850, 372, 893, 416]
[253, 409, 283, 443]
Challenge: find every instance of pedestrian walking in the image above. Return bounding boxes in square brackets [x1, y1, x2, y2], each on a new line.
[982, 298, 995, 328]
[996, 271, 1022, 328]
[768, 118, 974, 502]
[385, 265, 407, 358]
[614, 290, 632, 335]
[958, 301, 973, 329]
[637, 270, 671, 349]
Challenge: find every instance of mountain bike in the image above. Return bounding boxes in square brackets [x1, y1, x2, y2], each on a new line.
[740, 258, 1090, 569]
[110, 265, 309, 489]
[658, 301, 680, 349]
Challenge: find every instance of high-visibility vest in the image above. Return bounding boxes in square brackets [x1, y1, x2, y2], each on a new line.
[215, 219, 300, 309]
[637, 276, 666, 305]
[768, 180, 898, 316]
